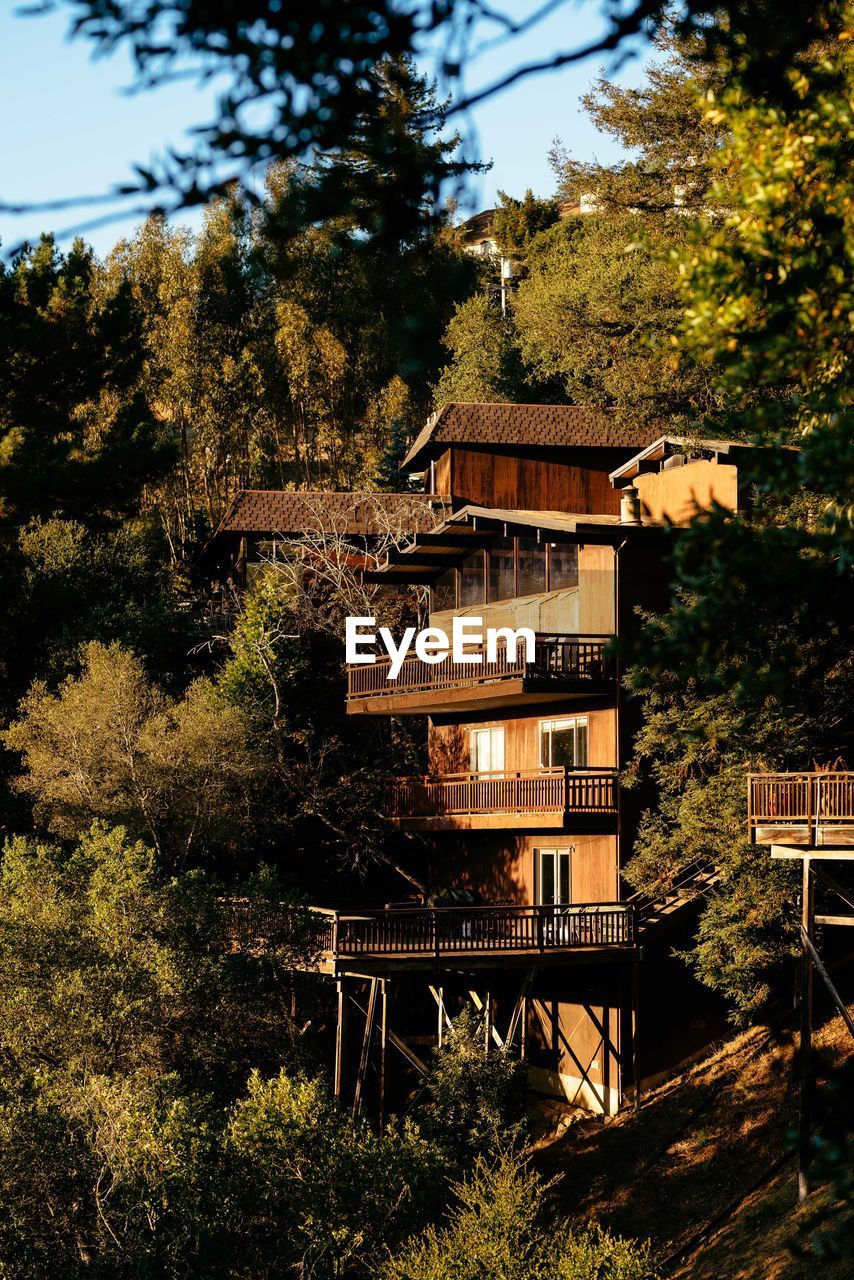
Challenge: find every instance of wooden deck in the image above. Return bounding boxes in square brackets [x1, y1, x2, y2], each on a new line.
[386, 766, 618, 831]
[223, 900, 637, 974]
[748, 772, 854, 848]
[346, 634, 614, 715]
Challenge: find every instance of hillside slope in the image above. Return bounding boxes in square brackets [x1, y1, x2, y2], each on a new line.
[535, 1014, 851, 1277]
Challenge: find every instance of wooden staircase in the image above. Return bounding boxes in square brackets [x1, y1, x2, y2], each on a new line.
[628, 859, 720, 939]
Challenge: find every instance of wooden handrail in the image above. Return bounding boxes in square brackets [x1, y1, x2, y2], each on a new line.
[332, 901, 635, 956]
[748, 772, 854, 843]
[387, 766, 618, 818]
[222, 899, 636, 959]
[346, 633, 615, 700]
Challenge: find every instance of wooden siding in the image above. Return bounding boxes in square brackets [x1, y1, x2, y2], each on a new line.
[439, 446, 626, 514]
[423, 831, 620, 907]
[578, 544, 617, 633]
[635, 459, 739, 525]
[428, 706, 617, 775]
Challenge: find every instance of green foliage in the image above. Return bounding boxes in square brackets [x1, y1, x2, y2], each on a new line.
[0, 237, 187, 753]
[424, 1007, 528, 1161]
[226, 1071, 444, 1278]
[382, 1152, 660, 1280]
[491, 189, 561, 258]
[0, 234, 175, 525]
[512, 37, 730, 429]
[5, 642, 271, 869]
[0, 823, 333, 1277]
[677, 22, 854, 558]
[433, 294, 530, 407]
[0, 823, 302, 1093]
[624, 507, 852, 1019]
[514, 212, 703, 427]
[101, 93, 478, 545]
[555, 1223, 660, 1280]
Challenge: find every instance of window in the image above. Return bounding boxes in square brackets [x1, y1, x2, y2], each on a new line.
[540, 717, 588, 769]
[548, 542, 578, 590]
[246, 539, 288, 589]
[432, 568, 456, 612]
[488, 538, 515, 602]
[459, 551, 486, 607]
[469, 726, 505, 774]
[517, 536, 546, 596]
[537, 848, 572, 905]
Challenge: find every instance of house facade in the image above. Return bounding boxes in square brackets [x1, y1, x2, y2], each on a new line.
[214, 405, 757, 1114]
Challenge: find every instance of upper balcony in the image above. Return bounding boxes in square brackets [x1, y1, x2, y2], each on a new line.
[748, 772, 854, 849]
[346, 633, 615, 716]
[386, 765, 618, 831]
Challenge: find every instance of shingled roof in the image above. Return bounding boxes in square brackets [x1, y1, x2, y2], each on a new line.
[215, 490, 442, 538]
[402, 403, 659, 470]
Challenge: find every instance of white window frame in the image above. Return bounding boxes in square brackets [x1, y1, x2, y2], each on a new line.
[469, 726, 505, 775]
[539, 716, 588, 769]
[536, 847, 573, 906]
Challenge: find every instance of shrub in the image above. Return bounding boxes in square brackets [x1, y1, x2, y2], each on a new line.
[225, 1071, 444, 1277]
[423, 1007, 528, 1163]
[382, 1152, 660, 1280]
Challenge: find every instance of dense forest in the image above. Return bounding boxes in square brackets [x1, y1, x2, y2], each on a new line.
[0, 9, 850, 1276]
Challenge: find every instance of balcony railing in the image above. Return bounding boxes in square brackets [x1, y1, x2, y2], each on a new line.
[387, 766, 618, 821]
[223, 900, 636, 963]
[748, 772, 854, 846]
[346, 633, 613, 702]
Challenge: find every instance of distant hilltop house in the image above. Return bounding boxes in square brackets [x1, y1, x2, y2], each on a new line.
[458, 199, 600, 310]
[457, 199, 600, 261]
[211, 401, 780, 1116]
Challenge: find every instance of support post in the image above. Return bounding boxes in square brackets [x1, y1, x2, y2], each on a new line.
[799, 856, 815, 1203]
[379, 979, 388, 1134]
[334, 977, 347, 1101]
[484, 991, 492, 1056]
[353, 978, 379, 1117]
[632, 958, 641, 1113]
[437, 985, 444, 1048]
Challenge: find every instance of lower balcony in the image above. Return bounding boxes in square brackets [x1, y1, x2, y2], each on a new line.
[386, 766, 619, 831]
[748, 772, 854, 848]
[223, 899, 637, 973]
[346, 633, 614, 715]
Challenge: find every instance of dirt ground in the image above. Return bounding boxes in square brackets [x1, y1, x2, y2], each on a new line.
[533, 1015, 852, 1277]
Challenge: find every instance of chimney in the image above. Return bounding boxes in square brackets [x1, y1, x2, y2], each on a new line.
[620, 485, 642, 526]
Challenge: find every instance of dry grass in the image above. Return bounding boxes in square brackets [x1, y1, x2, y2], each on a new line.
[534, 1014, 852, 1277]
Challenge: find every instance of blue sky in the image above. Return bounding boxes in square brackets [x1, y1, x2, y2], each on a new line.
[0, 2, 653, 257]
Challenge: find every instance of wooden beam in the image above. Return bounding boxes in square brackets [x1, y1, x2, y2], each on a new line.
[504, 969, 535, 1054]
[632, 959, 641, 1112]
[429, 985, 451, 1045]
[349, 993, 429, 1076]
[468, 989, 503, 1049]
[379, 980, 388, 1134]
[801, 925, 854, 1040]
[334, 978, 347, 1101]
[411, 531, 492, 549]
[772, 847, 854, 860]
[815, 914, 854, 927]
[531, 998, 606, 1116]
[353, 978, 379, 1117]
[798, 859, 815, 1203]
